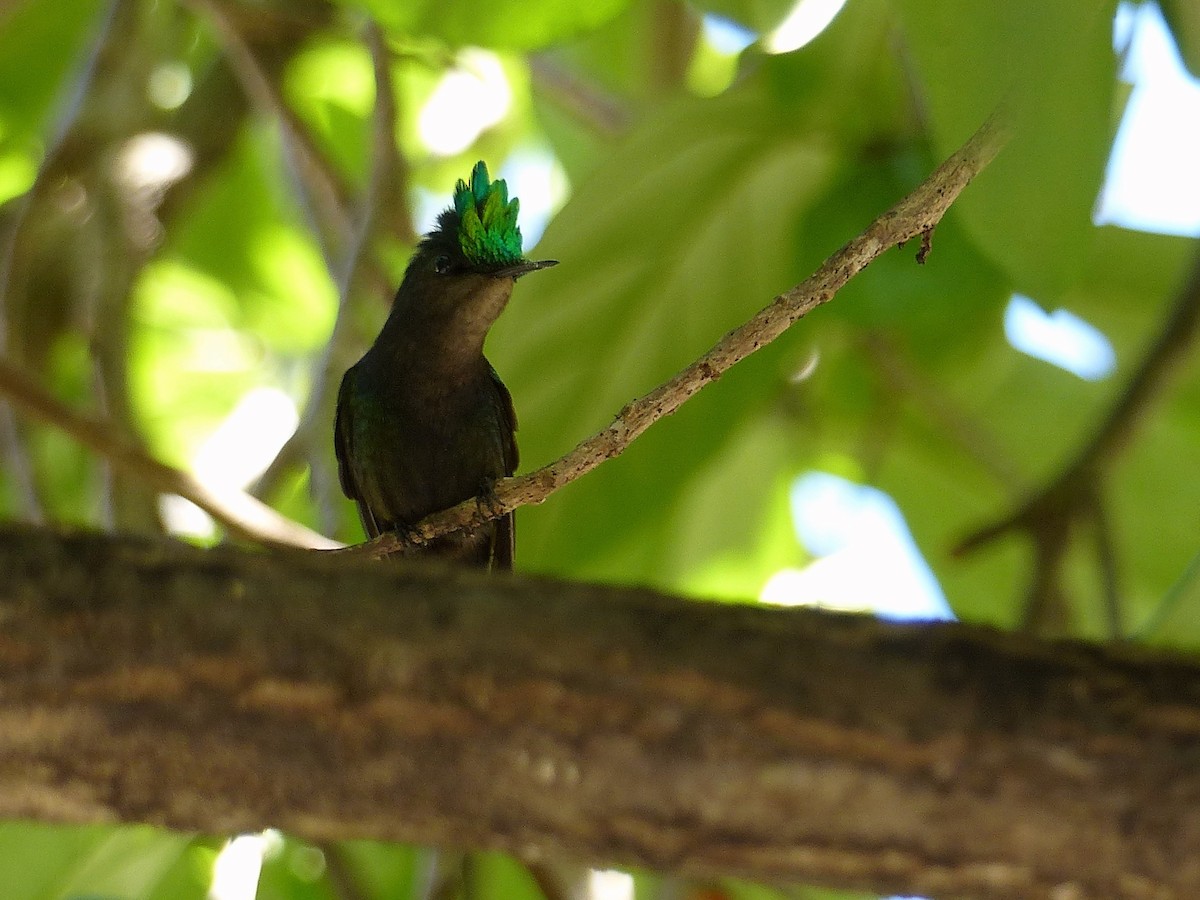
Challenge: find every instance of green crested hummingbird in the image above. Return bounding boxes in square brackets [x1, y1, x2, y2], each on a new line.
[334, 161, 556, 569]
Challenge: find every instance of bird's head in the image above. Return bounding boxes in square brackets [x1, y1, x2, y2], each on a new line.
[398, 161, 557, 336]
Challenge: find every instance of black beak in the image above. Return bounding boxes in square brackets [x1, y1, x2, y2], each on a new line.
[494, 259, 558, 280]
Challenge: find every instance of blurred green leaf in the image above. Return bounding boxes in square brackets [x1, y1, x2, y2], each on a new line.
[895, 0, 1119, 297]
[284, 37, 374, 189]
[0, 823, 199, 900]
[1160, 0, 1200, 78]
[342, 0, 632, 49]
[0, 0, 103, 148]
[467, 852, 547, 900]
[129, 124, 335, 467]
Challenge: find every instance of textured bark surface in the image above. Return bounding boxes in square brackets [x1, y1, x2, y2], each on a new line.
[1, 524, 1198, 899]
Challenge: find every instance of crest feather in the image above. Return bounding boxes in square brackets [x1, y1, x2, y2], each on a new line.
[448, 161, 524, 268]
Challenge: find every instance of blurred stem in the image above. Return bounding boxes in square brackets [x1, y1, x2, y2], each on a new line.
[344, 109, 1012, 559]
[0, 0, 122, 523]
[1092, 491, 1124, 640]
[0, 409, 43, 522]
[84, 0, 168, 535]
[524, 861, 571, 900]
[0, 355, 340, 549]
[648, 0, 699, 93]
[319, 842, 369, 900]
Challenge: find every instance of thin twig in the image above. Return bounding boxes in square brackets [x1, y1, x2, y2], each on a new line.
[957, 245, 1200, 557]
[340, 111, 1012, 559]
[955, 244, 1200, 631]
[1134, 547, 1200, 640]
[0, 356, 340, 549]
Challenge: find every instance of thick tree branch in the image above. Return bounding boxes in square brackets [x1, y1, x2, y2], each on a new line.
[2, 524, 1199, 899]
[347, 112, 1011, 559]
[0, 357, 338, 549]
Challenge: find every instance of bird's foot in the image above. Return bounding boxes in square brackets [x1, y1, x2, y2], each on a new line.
[475, 477, 506, 523]
[372, 522, 426, 558]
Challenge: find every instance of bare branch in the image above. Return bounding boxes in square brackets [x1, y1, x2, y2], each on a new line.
[344, 111, 1011, 559]
[0, 357, 339, 549]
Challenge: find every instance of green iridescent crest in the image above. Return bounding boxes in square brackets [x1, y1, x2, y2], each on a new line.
[451, 161, 524, 268]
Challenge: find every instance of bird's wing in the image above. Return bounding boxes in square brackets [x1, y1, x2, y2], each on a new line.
[488, 364, 518, 475]
[334, 366, 382, 538]
[488, 364, 518, 570]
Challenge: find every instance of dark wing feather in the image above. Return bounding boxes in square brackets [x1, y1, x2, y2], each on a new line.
[488, 364, 518, 474]
[488, 364, 518, 570]
[334, 366, 382, 539]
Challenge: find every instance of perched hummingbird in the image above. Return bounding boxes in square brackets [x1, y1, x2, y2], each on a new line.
[334, 161, 556, 569]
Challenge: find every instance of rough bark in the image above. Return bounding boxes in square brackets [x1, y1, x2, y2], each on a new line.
[0, 524, 1198, 899]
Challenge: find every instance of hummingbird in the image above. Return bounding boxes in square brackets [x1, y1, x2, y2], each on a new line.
[334, 161, 556, 569]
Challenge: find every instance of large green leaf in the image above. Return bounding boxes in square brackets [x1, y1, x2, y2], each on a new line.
[895, 0, 1119, 297]
[0, 0, 103, 145]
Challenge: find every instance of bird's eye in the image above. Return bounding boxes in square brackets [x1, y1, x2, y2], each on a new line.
[433, 255, 452, 274]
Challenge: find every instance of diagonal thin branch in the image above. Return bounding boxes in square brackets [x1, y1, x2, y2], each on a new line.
[341, 111, 1011, 559]
[0, 356, 340, 549]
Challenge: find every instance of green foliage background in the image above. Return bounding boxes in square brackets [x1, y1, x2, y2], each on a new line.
[0, 0, 1197, 896]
